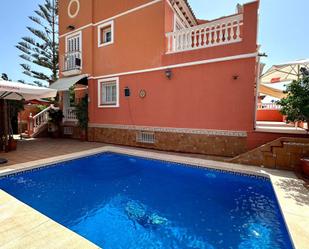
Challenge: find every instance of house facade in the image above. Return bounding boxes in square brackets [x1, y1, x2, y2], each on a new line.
[55, 0, 260, 156]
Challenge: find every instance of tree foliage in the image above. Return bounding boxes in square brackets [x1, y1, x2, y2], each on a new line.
[16, 0, 59, 86]
[278, 75, 309, 126]
[75, 95, 89, 130]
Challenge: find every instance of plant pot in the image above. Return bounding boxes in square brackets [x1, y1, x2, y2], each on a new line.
[8, 139, 17, 151]
[52, 130, 61, 138]
[300, 158, 309, 177]
[80, 130, 87, 141]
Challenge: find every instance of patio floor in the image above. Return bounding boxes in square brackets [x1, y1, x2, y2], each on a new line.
[0, 138, 105, 167]
[0, 138, 229, 169]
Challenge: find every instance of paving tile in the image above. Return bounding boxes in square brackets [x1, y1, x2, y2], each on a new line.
[0, 191, 50, 246]
[283, 214, 309, 249]
[0, 191, 99, 249]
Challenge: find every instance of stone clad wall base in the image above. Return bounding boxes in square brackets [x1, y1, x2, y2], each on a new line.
[230, 137, 309, 171]
[88, 127, 247, 157]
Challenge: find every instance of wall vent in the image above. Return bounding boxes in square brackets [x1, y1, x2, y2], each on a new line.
[63, 127, 74, 135]
[136, 131, 155, 144]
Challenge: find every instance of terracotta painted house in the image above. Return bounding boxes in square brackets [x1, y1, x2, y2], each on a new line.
[51, 0, 262, 157]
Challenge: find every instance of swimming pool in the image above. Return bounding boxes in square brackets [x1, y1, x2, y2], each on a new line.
[0, 152, 294, 249]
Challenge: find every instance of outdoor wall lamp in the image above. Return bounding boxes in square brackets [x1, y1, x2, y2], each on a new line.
[165, 69, 172, 80]
[67, 25, 75, 30]
[258, 52, 268, 58]
[233, 75, 239, 80]
[124, 87, 130, 97]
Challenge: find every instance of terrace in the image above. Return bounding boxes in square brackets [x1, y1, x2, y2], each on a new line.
[166, 14, 243, 54]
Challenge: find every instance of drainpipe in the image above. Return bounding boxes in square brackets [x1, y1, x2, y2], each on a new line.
[254, 53, 261, 130]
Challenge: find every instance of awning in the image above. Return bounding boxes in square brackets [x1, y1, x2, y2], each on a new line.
[261, 59, 309, 83]
[0, 80, 57, 100]
[50, 74, 88, 91]
[259, 83, 287, 99]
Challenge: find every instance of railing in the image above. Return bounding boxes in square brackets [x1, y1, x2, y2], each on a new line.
[257, 103, 282, 110]
[166, 14, 243, 53]
[64, 107, 78, 122]
[27, 105, 53, 136]
[32, 106, 52, 133]
[27, 105, 78, 136]
[62, 51, 82, 72]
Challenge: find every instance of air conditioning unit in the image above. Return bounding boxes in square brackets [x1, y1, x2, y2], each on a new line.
[63, 127, 74, 135]
[75, 58, 81, 67]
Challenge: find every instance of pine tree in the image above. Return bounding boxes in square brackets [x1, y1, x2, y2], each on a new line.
[16, 0, 58, 86]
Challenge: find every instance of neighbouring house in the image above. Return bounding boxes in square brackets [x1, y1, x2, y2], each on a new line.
[256, 60, 309, 130]
[47, 0, 307, 159]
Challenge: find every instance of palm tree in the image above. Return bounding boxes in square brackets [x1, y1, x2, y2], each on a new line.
[16, 0, 59, 86]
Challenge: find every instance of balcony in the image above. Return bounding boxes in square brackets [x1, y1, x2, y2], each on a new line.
[62, 51, 82, 76]
[63, 107, 78, 122]
[166, 14, 243, 54]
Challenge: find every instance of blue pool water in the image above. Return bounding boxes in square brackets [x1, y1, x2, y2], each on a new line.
[0, 152, 293, 249]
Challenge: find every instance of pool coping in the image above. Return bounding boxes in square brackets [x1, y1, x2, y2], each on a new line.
[0, 145, 308, 249]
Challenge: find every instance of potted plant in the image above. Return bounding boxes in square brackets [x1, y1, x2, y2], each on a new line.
[300, 158, 309, 177]
[277, 74, 309, 131]
[48, 108, 64, 138]
[75, 95, 89, 141]
[8, 136, 17, 151]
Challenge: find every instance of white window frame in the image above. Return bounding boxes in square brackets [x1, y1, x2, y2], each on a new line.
[98, 77, 119, 108]
[65, 31, 82, 53]
[98, 20, 114, 47]
[65, 31, 83, 70]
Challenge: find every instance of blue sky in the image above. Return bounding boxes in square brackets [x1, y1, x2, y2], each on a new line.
[0, 0, 308, 83]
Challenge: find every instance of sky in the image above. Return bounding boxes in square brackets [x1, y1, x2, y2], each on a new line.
[0, 0, 308, 84]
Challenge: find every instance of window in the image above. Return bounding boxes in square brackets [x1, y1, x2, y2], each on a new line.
[98, 20, 114, 47]
[98, 77, 119, 108]
[65, 31, 82, 71]
[102, 26, 112, 43]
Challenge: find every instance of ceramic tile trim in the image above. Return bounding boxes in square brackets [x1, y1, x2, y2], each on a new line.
[0, 145, 308, 249]
[88, 124, 248, 137]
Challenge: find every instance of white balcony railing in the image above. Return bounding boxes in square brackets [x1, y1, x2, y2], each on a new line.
[62, 51, 82, 72]
[166, 14, 243, 53]
[64, 107, 78, 122]
[257, 103, 282, 110]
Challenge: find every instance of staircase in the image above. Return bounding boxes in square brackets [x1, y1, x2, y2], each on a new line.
[230, 137, 309, 171]
[27, 106, 52, 138]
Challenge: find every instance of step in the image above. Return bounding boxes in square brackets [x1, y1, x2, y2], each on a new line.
[256, 121, 294, 128]
[256, 126, 308, 134]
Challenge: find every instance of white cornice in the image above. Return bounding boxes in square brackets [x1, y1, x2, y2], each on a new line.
[88, 52, 258, 80]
